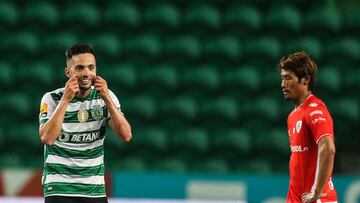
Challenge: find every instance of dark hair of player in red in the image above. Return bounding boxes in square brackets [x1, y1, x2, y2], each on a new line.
[277, 51, 318, 92]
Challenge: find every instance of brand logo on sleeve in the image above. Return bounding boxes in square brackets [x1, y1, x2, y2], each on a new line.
[309, 103, 318, 107]
[40, 103, 48, 118]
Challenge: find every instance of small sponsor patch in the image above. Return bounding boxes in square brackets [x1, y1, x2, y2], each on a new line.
[312, 117, 326, 124]
[310, 110, 323, 116]
[40, 103, 48, 118]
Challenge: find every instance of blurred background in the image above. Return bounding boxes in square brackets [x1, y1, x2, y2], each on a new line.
[0, 0, 359, 202]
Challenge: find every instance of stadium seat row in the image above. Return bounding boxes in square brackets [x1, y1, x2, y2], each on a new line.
[1, 32, 359, 62]
[1, 1, 359, 33]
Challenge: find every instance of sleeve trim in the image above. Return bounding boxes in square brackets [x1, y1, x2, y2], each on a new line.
[316, 133, 333, 144]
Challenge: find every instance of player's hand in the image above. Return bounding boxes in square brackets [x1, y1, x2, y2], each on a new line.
[63, 74, 79, 102]
[301, 192, 326, 203]
[93, 76, 110, 99]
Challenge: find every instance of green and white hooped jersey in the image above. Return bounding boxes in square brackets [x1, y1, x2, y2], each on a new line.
[39, 87, 120, 198]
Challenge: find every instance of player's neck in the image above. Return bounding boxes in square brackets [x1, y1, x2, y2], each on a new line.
[76, 88, 91, 98]
[295, 91, 312, 107]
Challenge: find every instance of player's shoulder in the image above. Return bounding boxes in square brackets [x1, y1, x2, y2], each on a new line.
[304, 95, 329, 114]
[42, 87, 65, 101]
[108, 89, 118, 98]
[306, 95, 327, 108]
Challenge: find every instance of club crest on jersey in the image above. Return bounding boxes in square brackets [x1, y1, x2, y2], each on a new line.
[77, 109, 89, 123]
[91, 105, 103, 121]
[296, 120, 302, 133]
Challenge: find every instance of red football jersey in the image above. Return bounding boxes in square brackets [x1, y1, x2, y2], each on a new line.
[286, 95, 337, 203]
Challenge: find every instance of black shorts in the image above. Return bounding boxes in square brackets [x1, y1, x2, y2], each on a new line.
[45, 196, 108, 203]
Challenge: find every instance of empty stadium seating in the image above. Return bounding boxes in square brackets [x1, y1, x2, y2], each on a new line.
[0, 0, 358, 175]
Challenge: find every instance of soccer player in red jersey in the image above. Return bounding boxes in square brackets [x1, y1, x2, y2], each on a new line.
[277, 51, 337, 203]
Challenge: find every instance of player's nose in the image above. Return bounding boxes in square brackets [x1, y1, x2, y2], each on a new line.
[82, 68, 90, 77]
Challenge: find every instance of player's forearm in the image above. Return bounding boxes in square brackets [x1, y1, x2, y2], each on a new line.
[313, 138, 336, 195]
[104, 97, 132, 142]
[40, 99, 69, 145]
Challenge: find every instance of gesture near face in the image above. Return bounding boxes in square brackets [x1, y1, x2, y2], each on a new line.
[63, 73, 80, 102]
[93, 76, 110, 100]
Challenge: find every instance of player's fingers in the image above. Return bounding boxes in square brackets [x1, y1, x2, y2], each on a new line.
[73, 71, 79, 79]
[320, 193, 327, 197]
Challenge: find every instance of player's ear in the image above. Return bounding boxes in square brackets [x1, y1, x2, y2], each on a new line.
[65, 67, 71, 78]
[302, 76, 310, 86]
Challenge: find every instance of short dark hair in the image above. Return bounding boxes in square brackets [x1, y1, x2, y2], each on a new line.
[277, 51, 318, 91]
[65, 43, 95, 61]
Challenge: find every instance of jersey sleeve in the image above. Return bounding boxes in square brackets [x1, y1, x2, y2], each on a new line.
[304, 103, 334, 144]
[39, 93, 56, 126]
[107, 90, 122, 120]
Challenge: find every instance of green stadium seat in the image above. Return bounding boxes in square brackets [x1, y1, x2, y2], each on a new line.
[132, 127, 168, 152]
[201, 97, 238, 122]
[193, 159, 229, 174]
[184, 4, 221, 30]
[203, 36, 241, 61]
[9, 123, 41, 147]
[104, 2, 139, 29]
[344, 69, 360, 90]
[244, 36, 281, 61]
[241, 159, 272, 174]
[0, 1, 18, 26]
[330, 98, 359, 122]
[171, 128, 209, 153]
[17, 62, 55, 86]
[223, 65, 260, 92]
[317, 65, 342, 93]
[63, 2, 99, 27]
[4, 32, 39, 54]
[0, 154, 23, 168]
[285, 37, 322, 61]
[160, 95, 198, 121]
[325, 38, 360, 61]
[263, 68, 281, 89]
[243, 97, 281, 121]
[152, 158, 187, 173]
[104, 130, 128, 154]
[23, 2, 58, 26]
[182, 65, 220, 91]
[90, 33, 121, 58]
[123, 34, 161, 58]
[0, 127, 4, 148]
[100, 63, 137, 90]
[3, 92, 31, 117]
[114, 157, 147, 172]
[344, 8, 360, 31]
[42, 32, 78, 53]
[122, 95, 156, 120]
[144, 3, 180, 29]
[164, 35, 201, 59]
[212, 129, 251, 154]
[140, 64, 178, 90]
[256, 128, 289, 154]
[266, 5, 302, 32]
[224, 5, 262, 32]
[306, 7, 342, 33]
[0, 62, 14, 87]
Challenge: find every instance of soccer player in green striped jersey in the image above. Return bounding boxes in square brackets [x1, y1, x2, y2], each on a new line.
[39, 43, 132, 203]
